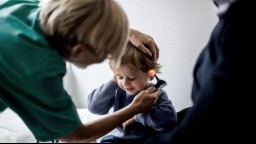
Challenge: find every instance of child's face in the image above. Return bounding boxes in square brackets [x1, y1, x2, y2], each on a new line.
[114, 65, 149, 95]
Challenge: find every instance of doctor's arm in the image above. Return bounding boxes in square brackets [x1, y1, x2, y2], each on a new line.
[60, 87, 160, 143]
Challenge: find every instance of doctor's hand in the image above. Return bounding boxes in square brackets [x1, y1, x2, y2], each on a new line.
[131, 86, 160, 114]
[129, 28, 159, 62]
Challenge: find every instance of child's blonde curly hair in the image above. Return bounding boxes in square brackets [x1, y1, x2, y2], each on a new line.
[110, 41, 161, 78]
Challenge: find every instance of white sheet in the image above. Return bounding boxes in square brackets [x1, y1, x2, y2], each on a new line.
[0, 108, 102, 143]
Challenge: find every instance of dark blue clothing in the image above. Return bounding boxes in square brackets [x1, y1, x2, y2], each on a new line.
[146, 0, 255, 143]
[87, 81, 177, 143]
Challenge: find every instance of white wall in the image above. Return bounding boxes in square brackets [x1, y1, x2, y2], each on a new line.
[64, 0, 218, 111]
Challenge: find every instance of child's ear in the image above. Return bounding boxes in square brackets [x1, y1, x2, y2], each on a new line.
[147, 69, 156, 80]
[70, 44, 84, 58]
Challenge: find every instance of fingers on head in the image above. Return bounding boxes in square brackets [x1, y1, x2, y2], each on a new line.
[146, 38, 159, 61]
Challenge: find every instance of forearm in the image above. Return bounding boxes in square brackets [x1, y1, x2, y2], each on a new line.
[61, 87, 160, 142]
[60, 103, 137, 143]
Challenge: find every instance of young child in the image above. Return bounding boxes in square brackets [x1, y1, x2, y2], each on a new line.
[88, 41, 177, 143]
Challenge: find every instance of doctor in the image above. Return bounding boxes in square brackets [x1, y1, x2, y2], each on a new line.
[0, 0, 159, 142]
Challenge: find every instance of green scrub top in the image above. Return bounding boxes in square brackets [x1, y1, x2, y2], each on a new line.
[0, 0, 81, 141]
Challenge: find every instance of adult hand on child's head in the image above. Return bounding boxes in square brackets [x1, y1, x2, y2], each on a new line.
[131, 86, 160, 113]
[129, 28, 159, 62]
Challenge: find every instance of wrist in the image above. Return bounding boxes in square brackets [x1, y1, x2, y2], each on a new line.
[126, 103, 139, 116]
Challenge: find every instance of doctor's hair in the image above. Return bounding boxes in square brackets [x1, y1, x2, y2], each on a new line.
[40, 0, 129, 67]
[109, 41, 161, 74]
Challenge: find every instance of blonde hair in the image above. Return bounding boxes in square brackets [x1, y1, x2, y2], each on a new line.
[110, 41, 161, 74]
[40, 0, 129, 68]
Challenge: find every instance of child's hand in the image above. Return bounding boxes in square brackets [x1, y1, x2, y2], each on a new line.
[122, 116, 136, 131]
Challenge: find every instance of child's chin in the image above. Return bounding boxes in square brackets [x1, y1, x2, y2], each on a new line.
[126, 91, 139, 96]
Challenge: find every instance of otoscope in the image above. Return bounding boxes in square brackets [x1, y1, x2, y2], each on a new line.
[148, 69, 167, 89]
[153, 75, 167, 89]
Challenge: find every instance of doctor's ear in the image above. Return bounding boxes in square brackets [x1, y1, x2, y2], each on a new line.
[70, 44, 84, 58]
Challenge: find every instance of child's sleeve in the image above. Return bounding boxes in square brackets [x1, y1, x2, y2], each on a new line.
[87, 80, 118, 115]
[135, 89, 178, 131]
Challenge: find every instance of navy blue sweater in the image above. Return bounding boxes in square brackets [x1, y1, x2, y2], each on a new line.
[88, 80, 177, 141]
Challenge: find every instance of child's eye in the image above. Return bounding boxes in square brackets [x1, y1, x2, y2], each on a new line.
[117, 76, 123, 80]
[129, 77, 136, 81]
